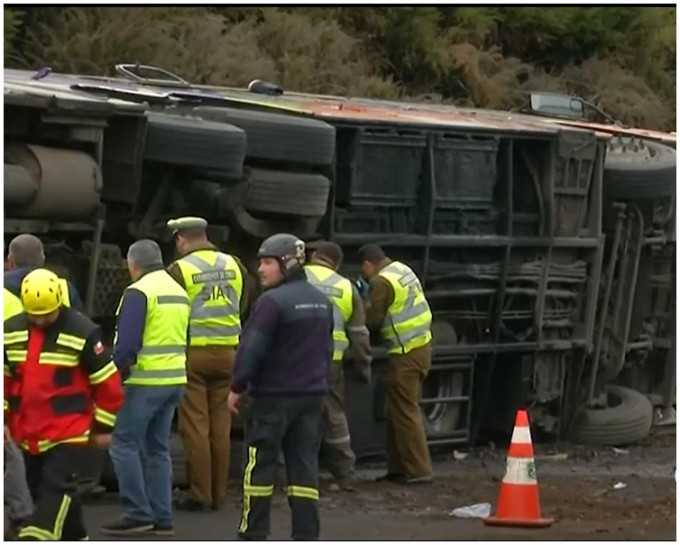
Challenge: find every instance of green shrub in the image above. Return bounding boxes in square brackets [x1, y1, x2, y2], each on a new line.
[6, 6, 675, 130]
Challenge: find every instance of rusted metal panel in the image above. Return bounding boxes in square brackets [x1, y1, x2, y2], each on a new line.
[2, 67, 591, 136]
[539, 118, 676, 144]
[6, 66, 666, 144]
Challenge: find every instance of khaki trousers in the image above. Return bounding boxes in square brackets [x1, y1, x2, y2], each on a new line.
[319, 363, 356, 481]
[385, 343, 433, 478]
[178, 346, 234, 509]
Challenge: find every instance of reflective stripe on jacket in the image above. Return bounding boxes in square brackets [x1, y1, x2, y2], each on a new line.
[115, 270, 190, 386]
[4, 308, 123, 454]
[304, 264, 353, 362]
[377, 261, 432, 355]
[175, 250, 243, 347]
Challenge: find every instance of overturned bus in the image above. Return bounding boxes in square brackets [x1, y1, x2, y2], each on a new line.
[3, 65, 675, 487]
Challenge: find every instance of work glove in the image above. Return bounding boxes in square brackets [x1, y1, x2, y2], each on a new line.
[353, 277, 371, 299]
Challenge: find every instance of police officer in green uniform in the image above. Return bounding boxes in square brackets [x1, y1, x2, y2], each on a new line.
[358, 244, 434, 485]
[304, 241, 372, 491]
[165, 217, 252, 512]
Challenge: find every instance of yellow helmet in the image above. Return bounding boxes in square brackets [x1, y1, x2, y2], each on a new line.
[21, 268, 63, 315]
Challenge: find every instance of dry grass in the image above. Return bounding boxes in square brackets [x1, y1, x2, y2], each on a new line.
[16, 7, 675, 130]
[444, 43, 528, 109]
[522, 58, 675, 130]
[441, 41, 675, 130]
[21, 7, 398, 97]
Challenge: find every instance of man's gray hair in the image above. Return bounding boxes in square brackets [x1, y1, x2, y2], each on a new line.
[8, 234, 45, 268]
[127, 239, 164, 271]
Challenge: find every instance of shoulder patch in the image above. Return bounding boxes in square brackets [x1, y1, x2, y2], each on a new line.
[94, 341, 105, 355]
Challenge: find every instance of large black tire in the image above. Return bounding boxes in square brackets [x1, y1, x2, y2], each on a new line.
[245, 168, 331, 217]
[571, 384, 653, 446]
[422, 321, 464, 436]
[169, 433, 245, 488]
[604, 138, 676, 199]
[170, 432, 188, 488]
[234, 205, 322, 240]
[194, 106, 335, 167]
[144, 113, 246, 178]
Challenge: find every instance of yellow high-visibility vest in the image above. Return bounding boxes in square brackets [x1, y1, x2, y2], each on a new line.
[115, 270, 190, 386]
[174, 250, 243, 347]
[377, 261, 432, 355]
[304, 264, 353, 362]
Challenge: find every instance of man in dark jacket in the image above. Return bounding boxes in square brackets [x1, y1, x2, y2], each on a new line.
[228, 234, 333, 541]
[4, 234, 84, 318]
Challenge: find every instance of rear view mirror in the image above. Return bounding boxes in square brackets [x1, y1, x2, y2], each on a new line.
[529, 92, 585, 119]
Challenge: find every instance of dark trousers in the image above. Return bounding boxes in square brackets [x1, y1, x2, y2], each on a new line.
[238, 395, 324, 541]
[19, 444, 87, 541]
[178, 346, 234, 509]
[76, 449, 107, 495]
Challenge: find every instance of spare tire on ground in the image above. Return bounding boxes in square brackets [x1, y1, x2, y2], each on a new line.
[570, 384, 653, 446]
[244, 168, 331, 217]
[194, 106, 335, 167]
[604, 137, 676, 199]
[143, 113, 246, 179]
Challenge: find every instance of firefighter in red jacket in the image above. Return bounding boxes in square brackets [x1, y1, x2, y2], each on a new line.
[3, 268, 124, 541]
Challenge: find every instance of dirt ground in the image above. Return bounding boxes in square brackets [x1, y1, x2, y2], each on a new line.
[315, 474, 674, 540]
[311, 430, 677, 541]
[12, 431, 679, 540]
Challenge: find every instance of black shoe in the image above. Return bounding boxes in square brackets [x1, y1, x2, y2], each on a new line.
[403, 475, 433, 485]
[238, 532, 267, 541]
[174, 496, 211, 512]
[375, 472, 405, 483]
[149, 524, 175, 537]
[100, 518, 154, 536]
[6, 519, 29, 540]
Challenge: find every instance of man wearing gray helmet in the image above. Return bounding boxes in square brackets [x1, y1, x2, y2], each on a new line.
[228, 233, 334, 541]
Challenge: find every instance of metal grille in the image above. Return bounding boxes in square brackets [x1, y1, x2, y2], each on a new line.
[92, 260, 130, 318]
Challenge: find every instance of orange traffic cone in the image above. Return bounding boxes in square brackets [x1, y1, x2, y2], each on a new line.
[483, 409, 554, 528]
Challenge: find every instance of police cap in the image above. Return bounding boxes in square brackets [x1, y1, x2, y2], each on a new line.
[166, 216, 208, 237]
